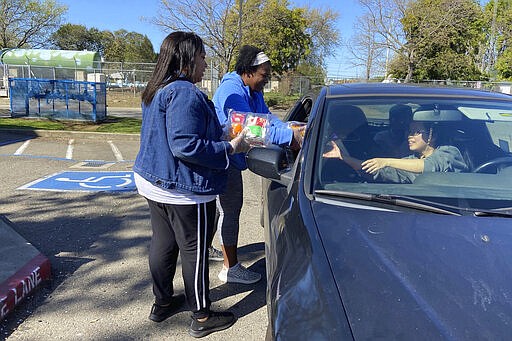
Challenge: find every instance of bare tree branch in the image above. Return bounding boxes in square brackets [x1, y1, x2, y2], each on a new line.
[0, 0, 66, 48]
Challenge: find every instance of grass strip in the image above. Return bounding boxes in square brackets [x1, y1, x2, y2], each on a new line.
[0, 116, 141, 134]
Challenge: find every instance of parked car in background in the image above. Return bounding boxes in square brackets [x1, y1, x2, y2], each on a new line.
[247, 83, 512, 340]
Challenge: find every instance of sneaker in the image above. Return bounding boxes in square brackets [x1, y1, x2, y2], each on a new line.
[148, 294, 186, 322]
[208, 246, 224, 262]
[189, 311, 236, 338]
[218, 263, 261, 284]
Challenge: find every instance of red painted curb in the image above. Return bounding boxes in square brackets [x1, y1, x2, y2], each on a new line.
[0, 253, 51, 321]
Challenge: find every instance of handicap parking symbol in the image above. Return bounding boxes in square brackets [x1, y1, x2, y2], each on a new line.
[18, 171, 136, 192]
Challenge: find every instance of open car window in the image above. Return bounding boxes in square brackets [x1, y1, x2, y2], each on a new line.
[313, 97, 512, 211]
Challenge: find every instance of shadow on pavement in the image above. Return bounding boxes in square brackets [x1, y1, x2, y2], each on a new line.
[0, 129, 38, 147]
[209, 242, 267, 319]
[0, 190, 151, 338]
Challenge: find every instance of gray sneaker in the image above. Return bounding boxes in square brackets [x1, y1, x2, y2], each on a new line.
[208, 246, 224, 262]
[218, 263, 261, 284]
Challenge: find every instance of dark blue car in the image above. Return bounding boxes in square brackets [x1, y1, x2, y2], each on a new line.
[247, 83, 512, 340]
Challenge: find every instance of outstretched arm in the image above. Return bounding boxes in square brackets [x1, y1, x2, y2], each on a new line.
[323, 140, 425, 175]
[361, 157, 424, 174]
[323, 141, 364, 171]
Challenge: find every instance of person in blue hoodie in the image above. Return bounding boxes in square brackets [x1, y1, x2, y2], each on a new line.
[211, 45, 303, 284]
[133, 31, 249, 338]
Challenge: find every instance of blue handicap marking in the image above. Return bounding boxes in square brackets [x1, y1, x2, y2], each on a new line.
[18, 171, 136, 192]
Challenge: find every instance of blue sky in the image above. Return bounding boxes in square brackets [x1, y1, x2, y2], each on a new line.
[58, 0, 365, 78]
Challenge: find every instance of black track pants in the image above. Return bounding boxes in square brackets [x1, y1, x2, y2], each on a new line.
[147, 198, 215, 319]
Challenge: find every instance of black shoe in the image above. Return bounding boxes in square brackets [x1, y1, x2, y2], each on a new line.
[148, 294, 186, 322]
[188, 311, 236, 338]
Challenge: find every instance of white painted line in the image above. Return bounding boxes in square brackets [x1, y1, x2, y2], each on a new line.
[66, 139, 74, 159]
[14, 140, 30, 155]
[108, 140, 124, 161]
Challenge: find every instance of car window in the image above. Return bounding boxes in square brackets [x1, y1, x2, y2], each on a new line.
[286, 96, 313, 122]
[314, 97, 512, 211]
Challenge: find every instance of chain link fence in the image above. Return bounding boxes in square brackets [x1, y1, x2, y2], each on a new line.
[1, 61, 326, 97]
[2, 61, 511, 100]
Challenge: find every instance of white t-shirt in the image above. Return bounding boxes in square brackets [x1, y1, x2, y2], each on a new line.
[134, 172, 216, 205]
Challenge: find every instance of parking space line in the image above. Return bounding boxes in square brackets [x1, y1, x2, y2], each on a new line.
[0, 137, 32, 147]
[14, 140, 30, 155]
[66, 139, 74, 159]
[108, 140, 124, 161]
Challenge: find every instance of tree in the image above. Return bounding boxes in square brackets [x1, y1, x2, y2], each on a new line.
[150, 0, 338, 76]
[355, 0, 411, 80]
[356, 0, 485, 82]
[0, 0, 67, 48]
[348, 12, 387, 80]
[103, 30, 156, 62]
[303, 7, 340, 70]
[484, 0, 512, 80]
[52, 25, 157, 62]
[151, 0, 241, 75]
[295, 62, 326, 85]
[51, 24, 104, 53]
[400, 0, 484, 81]
[242, 0, 312, 74]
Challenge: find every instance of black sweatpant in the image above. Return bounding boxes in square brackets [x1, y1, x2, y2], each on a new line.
[147, 198, 215, 320]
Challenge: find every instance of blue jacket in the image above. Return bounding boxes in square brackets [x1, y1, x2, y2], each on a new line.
[134, 79, 231, 195]
[212, 71, 293, 170]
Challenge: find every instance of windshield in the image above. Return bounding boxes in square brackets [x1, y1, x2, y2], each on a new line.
[314, 96, 512, 211]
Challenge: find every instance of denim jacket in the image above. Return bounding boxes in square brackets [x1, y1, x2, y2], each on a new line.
[133, 79, 231, 195]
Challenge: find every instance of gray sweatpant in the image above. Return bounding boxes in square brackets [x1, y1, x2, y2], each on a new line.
[215, 165, 243, 246]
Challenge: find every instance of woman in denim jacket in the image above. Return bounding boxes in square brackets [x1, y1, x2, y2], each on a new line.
[133, 31, 248, 338]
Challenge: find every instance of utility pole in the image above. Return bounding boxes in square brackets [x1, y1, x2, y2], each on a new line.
[238, 0, 243, 45]
[210, 58, 214, 94]
[490, 0, 498, 78]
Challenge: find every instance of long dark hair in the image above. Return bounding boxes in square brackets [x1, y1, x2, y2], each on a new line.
[421, 122, 449, 148]
[235, 45, 262, 75]
[142, 31, 205, 105]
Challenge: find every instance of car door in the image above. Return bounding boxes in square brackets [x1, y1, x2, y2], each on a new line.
[261, 94, 315, 229]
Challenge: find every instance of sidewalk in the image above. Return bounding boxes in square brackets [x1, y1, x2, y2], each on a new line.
[0, 215, 51, 321]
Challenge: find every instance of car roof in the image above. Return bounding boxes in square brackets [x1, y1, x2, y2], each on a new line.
[325, 83, 512, 101]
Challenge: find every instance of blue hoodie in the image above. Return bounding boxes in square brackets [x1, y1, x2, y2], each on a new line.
[212, 71, 293, 170]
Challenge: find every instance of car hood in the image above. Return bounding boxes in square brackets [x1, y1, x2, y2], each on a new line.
[311, 200, 512, 340]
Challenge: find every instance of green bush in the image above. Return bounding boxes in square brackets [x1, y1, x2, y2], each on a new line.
[264, 91, 300, 109]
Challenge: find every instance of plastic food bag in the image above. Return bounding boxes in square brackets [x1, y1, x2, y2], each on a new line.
[287, 121, 307, 137]
[244, 113, 270, 146]
[224, 109, 247, 139]
[223, 109, 271, 146]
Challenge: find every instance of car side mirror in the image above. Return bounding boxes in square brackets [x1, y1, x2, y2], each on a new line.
[246, 146, 291, 180]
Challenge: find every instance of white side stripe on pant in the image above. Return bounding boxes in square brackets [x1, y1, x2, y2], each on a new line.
[194, 203, 208, 310]
[202, 203, 208, 307]
[215, 196, 225, 244]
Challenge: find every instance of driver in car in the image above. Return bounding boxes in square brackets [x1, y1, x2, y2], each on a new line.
[323, 121, 468, 183]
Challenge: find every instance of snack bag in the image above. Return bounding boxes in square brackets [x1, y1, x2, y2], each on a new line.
[287, 121, 307, 138]
[223, 109, 247, 140]
[245, 113, 270, 146]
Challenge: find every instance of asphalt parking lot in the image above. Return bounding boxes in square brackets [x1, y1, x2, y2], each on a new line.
[0, 129, 268, 340]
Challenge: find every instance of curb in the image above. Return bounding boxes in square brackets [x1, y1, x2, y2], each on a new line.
[0, 128, 140, 142]
[0, 216, 51, 321]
